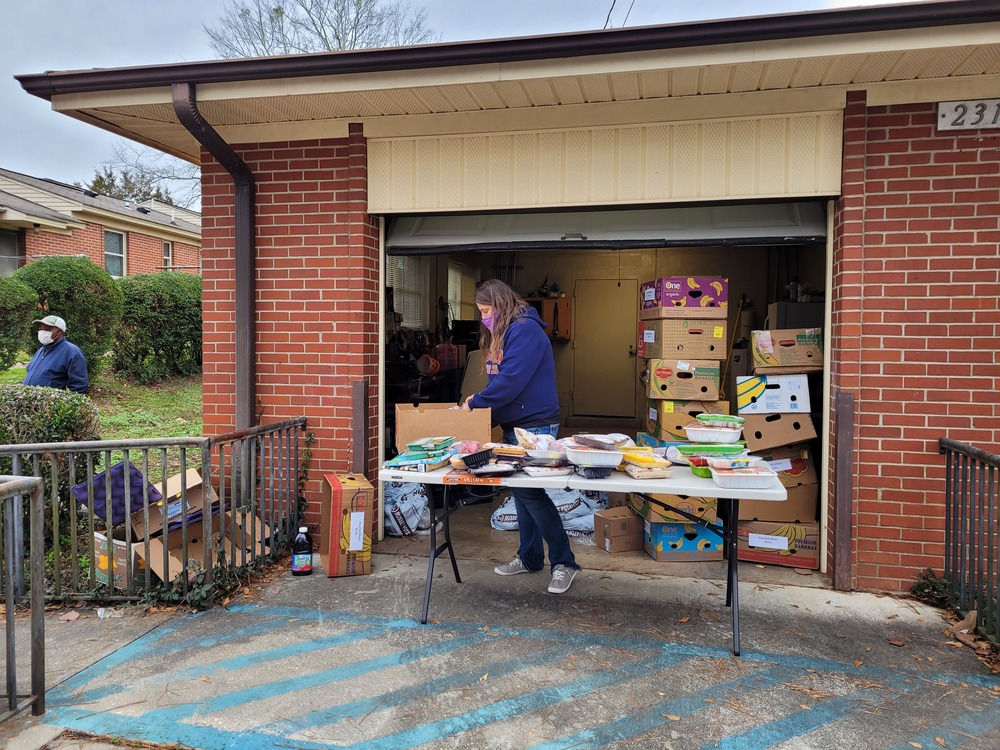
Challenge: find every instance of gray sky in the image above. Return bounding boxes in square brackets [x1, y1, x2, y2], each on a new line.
[2, 0, 914, 194]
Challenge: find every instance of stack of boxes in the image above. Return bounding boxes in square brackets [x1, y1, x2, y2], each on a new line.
[632, 276, 730, 562]
[735, 327, 824, 569]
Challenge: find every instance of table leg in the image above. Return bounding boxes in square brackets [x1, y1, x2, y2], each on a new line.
[725, 498, 741, 656]
[421, 485, 463, 625]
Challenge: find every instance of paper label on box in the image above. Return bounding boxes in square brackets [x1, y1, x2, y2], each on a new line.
[662, 402, 675, 413]
[756, 331, 774, 352]
[677, 360, 691, 371]
[643, 329, 656, 343]
[767, 458, 793, 472]
[604, 538, 612, 552]
[749, 533, 789, 550]
[164, 498, 184, 521]
[644, 287, 655, 302]
[648, 407, 657, 422]
[713, 326, 724, 339]
[348, 512, 365, 551]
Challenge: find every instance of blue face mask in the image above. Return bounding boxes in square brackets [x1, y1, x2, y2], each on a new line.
[481, 315, 494, 331]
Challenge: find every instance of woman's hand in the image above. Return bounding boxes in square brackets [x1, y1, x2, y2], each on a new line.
[460, 394, 474, 412]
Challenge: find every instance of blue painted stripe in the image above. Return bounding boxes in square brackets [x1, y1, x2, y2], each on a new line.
[260, 642, 577, 736]
[885, 697, 1000, 750]
[531, 664, 796, 750]
[343, 651, 688, 750]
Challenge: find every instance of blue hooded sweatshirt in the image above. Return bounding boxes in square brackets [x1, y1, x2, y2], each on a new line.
[23, 337, 89, 394]
[469, 307, 559, 430]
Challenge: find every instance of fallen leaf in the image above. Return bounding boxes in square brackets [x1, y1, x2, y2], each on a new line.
[678, 617, 689, 623]
[853, 660, 863, 667]
[698, 609, 721, 623]
[935, 738, 946, 747]
[888, 638, 906, 648]
[200, 675, 211, 683]
[661, 714, 681, 721]
[907, 743, 922, 748]
[483, 626, 490, 632]
[800, 704, 812, 710]
[794, 568, 812, 575]
[480, 673, 488, 682]
[58, 611, 80, 621]
[288, 618, 299, 623]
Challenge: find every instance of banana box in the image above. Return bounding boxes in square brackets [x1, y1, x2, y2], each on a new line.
[750, 329, 823, 373]
[321, 474, 374, 577]
[645, 359, 720, 401]
[736, 374, 811, 414]
[637, 318, 728, 360]
[643, 520, 724, 561]
[740, 484, 818, 523]
[737, 520, 819, 569]
[645, 399, 730, 441]
[628, 491, 718, 523]
[640, 276, 728, 320]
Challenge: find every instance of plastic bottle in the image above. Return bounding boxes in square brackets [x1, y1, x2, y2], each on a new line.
[291, 526, 313, 576]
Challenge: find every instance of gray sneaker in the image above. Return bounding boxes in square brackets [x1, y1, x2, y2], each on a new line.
[547, 564, 579, 594]
[494, 556, 537, 576]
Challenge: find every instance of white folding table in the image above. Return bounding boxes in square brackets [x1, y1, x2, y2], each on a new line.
[377, 465, 787, 655]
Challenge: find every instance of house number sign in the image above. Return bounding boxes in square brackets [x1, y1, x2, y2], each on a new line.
[937, 99, 1000, 131]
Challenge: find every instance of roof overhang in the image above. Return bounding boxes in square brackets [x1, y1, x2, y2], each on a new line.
[15, 1, 1000, 164]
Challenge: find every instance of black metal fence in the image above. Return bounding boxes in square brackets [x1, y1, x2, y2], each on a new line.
[0, 418, 306, 604]
[939, 437, 999, 645]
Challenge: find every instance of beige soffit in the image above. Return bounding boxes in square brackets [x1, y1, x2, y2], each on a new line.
[46, 22, 1000, 164]
[368, 112, 843, 213]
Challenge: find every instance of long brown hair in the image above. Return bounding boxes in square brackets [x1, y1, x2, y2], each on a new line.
[476, 279, 529, 364]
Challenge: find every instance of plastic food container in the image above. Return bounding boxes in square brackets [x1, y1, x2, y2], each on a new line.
[683, 422, 744, 444]
[674, 444, 748, 458]
[709, 466, 779, 489]
[462, 448, 494, 469]
[565, 446, 623, 467]
[522, 465, 574, 478]
[706, 456, 762, 470]
[575, 465, 614, 479]
[695, 413, 746, 428]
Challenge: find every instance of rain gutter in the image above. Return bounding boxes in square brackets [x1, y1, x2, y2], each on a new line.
[171, 82, 257, 431]
[16, 1, 1000, 98]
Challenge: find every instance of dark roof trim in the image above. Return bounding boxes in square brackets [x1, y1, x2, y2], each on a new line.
[17, 1, 997, 100]
[388, 236, 826, 255]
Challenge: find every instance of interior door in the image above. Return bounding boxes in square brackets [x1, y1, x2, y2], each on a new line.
[572, 278, 637, 418]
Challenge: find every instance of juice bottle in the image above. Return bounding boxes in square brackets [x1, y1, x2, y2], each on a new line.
[291, 526, 313, 576]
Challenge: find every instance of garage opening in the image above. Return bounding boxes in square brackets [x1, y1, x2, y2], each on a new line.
[378, 200, 830, 584]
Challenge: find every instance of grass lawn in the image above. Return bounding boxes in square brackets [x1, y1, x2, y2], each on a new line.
[88, 371, 203, 440]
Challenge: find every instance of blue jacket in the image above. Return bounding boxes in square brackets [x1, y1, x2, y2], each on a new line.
[23, 337, 89, 394]
[470, 307, 559, 430]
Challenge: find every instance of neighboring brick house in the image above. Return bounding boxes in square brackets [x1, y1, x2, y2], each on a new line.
[0, 168, 201, 277]
[15, 1, 1000, 594]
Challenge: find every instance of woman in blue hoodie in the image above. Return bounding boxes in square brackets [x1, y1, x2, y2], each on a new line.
[461, 279, 580, 594]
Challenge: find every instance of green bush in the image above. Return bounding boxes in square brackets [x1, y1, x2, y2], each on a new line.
[12, 256, 124, 377]
[0, 385, 102, 538]
[0, 276, 38, 371]
[112, 273, 202, 384]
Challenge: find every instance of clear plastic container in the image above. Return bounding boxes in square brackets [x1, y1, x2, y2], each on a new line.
[709, 466, 779, 489]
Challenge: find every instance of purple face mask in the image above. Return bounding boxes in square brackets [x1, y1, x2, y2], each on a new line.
[481, 315, 494, 331]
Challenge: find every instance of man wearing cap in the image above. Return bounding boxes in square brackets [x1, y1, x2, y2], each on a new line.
[23, 315, 89, 394]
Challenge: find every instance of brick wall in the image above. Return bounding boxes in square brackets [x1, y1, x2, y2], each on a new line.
[200, 125, 380, 530]
[835, 98, 1000, 592]
[22, 221, 200, 276]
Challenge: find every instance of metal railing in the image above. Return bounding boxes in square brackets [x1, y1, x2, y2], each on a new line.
[1, 475, 45, 720]
[0, 418, 306, 604]
[939, 437, 999, 645]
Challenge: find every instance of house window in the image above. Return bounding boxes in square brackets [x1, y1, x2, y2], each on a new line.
[0, 229, 20, 276]
[104, 230, 125, 277]
[163, 241, 172, 270]
[447, 262, 478, 323]
[386, 255, 427, 329]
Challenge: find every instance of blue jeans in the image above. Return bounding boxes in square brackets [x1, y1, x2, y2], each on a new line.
[503, 426, 579, 573]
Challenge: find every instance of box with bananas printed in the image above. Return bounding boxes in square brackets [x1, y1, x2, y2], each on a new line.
[639, 276, 728, 320]
[737, 520, 820, 569]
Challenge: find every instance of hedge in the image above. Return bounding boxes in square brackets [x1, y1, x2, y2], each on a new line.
[0, 276, 38, 371]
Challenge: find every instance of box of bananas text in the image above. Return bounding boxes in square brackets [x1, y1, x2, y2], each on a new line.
[643, 520, 724, 562]
[637, 318, 728, 360]
[639, 277, 728, 320]
[737, 520, 819, 569]
[321, 474, 374, 577]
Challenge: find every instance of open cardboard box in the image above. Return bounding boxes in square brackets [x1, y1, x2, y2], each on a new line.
[130, 467, 220, 540]
[93, 529, 145, 590]
[394, 403, 492, 453]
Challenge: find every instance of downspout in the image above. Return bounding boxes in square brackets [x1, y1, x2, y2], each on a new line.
[171, 82, 257, 430]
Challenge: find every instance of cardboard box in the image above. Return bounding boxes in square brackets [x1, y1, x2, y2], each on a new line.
[220, 509, 272, 561]
[755, 443, 819, 488]
[634, 432, 689, 449]
[739, 484, 819, 523]
[645, 359, 720, 401]
[594, 507, 644, 554]
[751, 329, 823, 373]
[645, 399, 730, 441]
[644, 520, 724, 561]
[737, 520, 820, 569]
[639, 277, 728, 320]
[736, 374, 811, 414]
[130, 468, 219, 540]
[394, 403, 492, 454]
[628, 491, 718, 523]
[93, 529, 145, 590]
[320, 474, 373, 577]
[133, 520, 212, 584]
[637, 319, 728, 360]
[742, 413, 817, 452]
